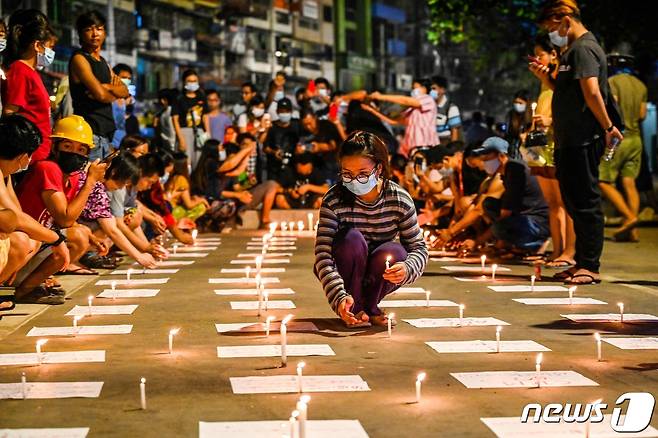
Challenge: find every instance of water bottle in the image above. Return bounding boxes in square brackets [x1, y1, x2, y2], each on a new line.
[603, 136, 621, 162]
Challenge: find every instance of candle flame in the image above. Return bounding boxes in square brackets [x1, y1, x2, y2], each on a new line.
[297, 361, 306, 370]
[74, 315, 83, 322]
[291, 410, 300, 419]
[140, 377, 146, 384]
[536, 353, 543, 365]
[88, 295, 93, 301]
[36, 339, 48, 347]
[531, 275, 536, 281]
[386, 255, 392, 262]
[481, 255, 486, 262]
[569, 286, 577, 294]
[459, 304, 465, 310]
[266, 316, 276, 323]
[169, 328, 180, 336]
[594, 332, 601, 341]
[417, 372, 427, 382]
[388, 312, 395, 319]
[300, 394, 311, 403]
[492, 264, 498, 270]
[282, 314, 294, 325]
[531, 102, 538, 111]
[496, 325, 502, 333]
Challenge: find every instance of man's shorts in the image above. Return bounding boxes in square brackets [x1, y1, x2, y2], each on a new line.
[13, 229, 68, 287]
[599, 134, 643, 183]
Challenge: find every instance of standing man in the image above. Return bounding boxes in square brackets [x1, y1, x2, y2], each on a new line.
[598, 52, 647, 242]
[533, 0, 623, 285]
[430, 75, 462, 145]
[69, 10, 129, 161]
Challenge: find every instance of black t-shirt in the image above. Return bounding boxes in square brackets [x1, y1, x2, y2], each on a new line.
[500, 159, 549, 220]
[175, 93, 205, 128]
[302, 120, 341, 177]
[553, 32, 608, 148]
[264, 120, 303, 176]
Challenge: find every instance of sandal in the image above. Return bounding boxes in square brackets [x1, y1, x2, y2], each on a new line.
[59, 266, 99, 276]
[79, 254, 118, 270]
[553, 267, 578, 281]
[0, 297, 16, 312]
[15, 286, 65, 305]
[564, 269, 601, 285]
[546, 259, 576, 268]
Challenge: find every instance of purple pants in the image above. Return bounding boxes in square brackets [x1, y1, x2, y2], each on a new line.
[333, 228, 407, 316]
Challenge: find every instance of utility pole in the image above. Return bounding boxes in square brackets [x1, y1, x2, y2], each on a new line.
[269, 0, 276, 76]
[106, 0, 116, 66]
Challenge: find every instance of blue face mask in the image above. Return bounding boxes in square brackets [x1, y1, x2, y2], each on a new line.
[483, 157, 500, 175]
[278, 112, 292, 124]
[342, 172, 379, 196]
[411, 88, 422, 98]
[37, 47, 55, 68]
[549, 29, 568, 48]
[430, 89, 439, 100]
[185, 82, 200, 92]
[274, 90, 285, 101]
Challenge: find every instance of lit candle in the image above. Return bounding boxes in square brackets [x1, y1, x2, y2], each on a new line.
[423, 230, 430, 241]
[172, 243, 178, 255]
[535, 353, 543, 388]
[255, 255, 263, 273]
[296, 396, 310, 438]
[191, 229, 198, 242]
[387, 313, 395, 338]
[425, 290, 431, 308]
[307, 213, 313, 231]
[491, 264, 498, 281]
[168, 328, 180, 354]
[111, 281, 117, 301]
[257, 277, 263, 317]
[458, 304, 465, 327]
[594, 332, 602, 361]
[289, 221, 296, 232]
[297, 220, 304, 232]
[385, 255, 392, 270]
[280, 222, 286, 232]
[269, 222, 278, 234]
[36, 339, 47, 365]
[126, 268, 133, 283]
[531, 101, 537, 118]
[262, 233, 271, 244]
[530, 275, 536, 292]
[73, 315, 83, 333]
[265, 315, 275, 337]
[415, 372, 426, 403]
[429, 235, 437, 245]
[263, 291, 269, 311]
[618, 302, 624, 323]
[289, 410, 299, 438]
[245, 265, 251, 279]
[87, 295, 93, 316]
[480, 255, 486, 272]
[314, 220, 319, 231]
[140, 377, 146, 410]
[568, 286, 576, 305]
[21, 372, 26, 399]
[496, 325, 502, 353]
[296, 361, 305, 393]
[281, 314, 293, 367]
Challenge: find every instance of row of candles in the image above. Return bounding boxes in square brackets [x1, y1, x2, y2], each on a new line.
[267, 213, 317, 236]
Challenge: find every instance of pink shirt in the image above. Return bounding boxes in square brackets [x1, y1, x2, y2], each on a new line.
[400, 94, 438, 157]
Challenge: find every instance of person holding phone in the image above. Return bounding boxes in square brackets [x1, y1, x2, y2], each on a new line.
[300, 109, 342, 183]
[534, 0, 623, 284]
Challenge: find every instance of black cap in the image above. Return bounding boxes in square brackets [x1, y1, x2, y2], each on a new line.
[277, 97, 292, 111]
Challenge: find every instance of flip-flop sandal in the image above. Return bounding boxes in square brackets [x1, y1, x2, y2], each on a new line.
[546, 259, 575, 268]
[553, 267, 577, 281]
[0, 297, 16, 312]
[15, 287, 65, 305]
[523, 254, 546, 262]
[60, 266, 99, 276]
[565, 273, 601, 285]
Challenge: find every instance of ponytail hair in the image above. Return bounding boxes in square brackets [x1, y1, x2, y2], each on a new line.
[6, 9, 56, 66]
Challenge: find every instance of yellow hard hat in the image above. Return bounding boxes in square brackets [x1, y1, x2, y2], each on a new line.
[51, 115, 94, 147]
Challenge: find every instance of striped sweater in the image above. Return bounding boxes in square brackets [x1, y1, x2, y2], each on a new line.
[314, 180, 428, 314]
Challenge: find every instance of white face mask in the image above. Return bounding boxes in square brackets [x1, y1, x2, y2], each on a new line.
[483, 157, 500, 175]
[159, 172, 169, 185]
[342, 172, 379, 196]
[274, 90, 285, 101]
[0, 38, 7, 52]
[411, 88, 422, 98]
[251, 107, 265, 118]
[278, 113, 292, 123]
[513, 103, 527, 113]
[184, 82, 200, 92]
[549, 29, 568, 47]
[218, 149, 227, 161]
[37, 47, 55, 69]
[318, 88, 329, 97]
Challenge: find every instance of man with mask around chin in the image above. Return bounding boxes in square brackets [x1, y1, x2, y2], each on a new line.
[13, 115, 108, 304]
[472, 137, 550, 255]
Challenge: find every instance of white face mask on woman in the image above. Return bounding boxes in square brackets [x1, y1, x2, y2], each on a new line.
[251, 107, 265, 118]
[342, 172, 378, 196]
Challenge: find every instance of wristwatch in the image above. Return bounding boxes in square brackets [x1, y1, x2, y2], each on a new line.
[46, 230, 66, 247]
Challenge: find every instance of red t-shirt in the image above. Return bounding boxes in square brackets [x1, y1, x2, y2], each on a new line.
[1, 61, 52, 162]
[17, 160, 80, 229]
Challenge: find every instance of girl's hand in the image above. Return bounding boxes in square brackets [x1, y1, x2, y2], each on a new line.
[337, 296, 358, 325]
[383, 262, 406, 284]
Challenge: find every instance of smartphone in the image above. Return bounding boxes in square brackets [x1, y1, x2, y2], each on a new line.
[102, 149, 121, 164]
[527, 55, 540, 64]
[328, 103, 339, 120]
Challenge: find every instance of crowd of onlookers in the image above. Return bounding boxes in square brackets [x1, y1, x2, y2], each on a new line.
[0, 1, 654, 309]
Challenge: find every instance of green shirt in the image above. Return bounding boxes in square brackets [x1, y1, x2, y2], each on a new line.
[609, 73, 647, 136]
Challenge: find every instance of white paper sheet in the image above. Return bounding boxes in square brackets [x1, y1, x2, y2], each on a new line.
[230, 259, 290, 265]
[166, 253, 209, 258]
[95, 278, 169, 286]
[246, 246, 297, 251]
[250, 237, 296, 242]
[214, 288, 295, 296]
[229, 300, 295, 310]
[199, 420, 369, 438]
[217, 344, 334, 358]
[426, 340, 550, 354]
[97, 289, 159, 298]
[230, 375, 370, 394]
[561, 313, 658, 323]
[249, 241, 295, 246]
[451, 371, 598, 388]
[454, 276, 515, 282]
[430, 257, 461, 262]
[168, 246, 218, 252]
[237, 253, 294, 258]
[149, 260, 195, 267]
[602, 337, 658, 349]
[488, 285, 569, 293]
[215, 321, 318, 333]
[220, 268, 286, 274]
[109, 269, 178, 275]
[513, 298, 607, 305]
[0, 428, 90, 438]
[0, 382, 104, 399]
[481, 415, 658, 438]
[27, 325, 133, 337]
[0, 350, 105, 366]
[380, 300, 458, 308]
[196, 237, 222, 242]
[65, 305, 138, 316]
[209, 277, 280, 284]
[442, 265, 511, 273]
[428, 250, 458, 257]
[403, 317, 510, 328]
[391, 287, 428, 294]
